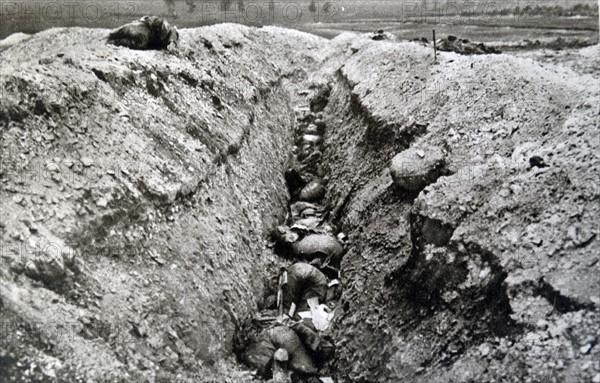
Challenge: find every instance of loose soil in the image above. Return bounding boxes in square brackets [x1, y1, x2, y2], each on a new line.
[1, 24, 599, 383]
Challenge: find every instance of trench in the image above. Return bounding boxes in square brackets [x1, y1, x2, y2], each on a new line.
[230, 81, 449, 381]
[13, 28, 589, 383]
[231, 73, 458, 381]
[231, 61, 520, 382]
[230, 81, 351, 382]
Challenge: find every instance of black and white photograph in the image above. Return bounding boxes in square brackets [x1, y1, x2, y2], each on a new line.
[0, 1, 598, 382]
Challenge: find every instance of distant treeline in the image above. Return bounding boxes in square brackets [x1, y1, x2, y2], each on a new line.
[163, 0, 598, 17]
[491, 3, 598, 16]
[164, 0, 335, 14]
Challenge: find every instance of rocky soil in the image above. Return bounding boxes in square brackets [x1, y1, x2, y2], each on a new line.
[311, 34, 599, 382]
[0, 24, 325, 382]
[1, 23, 599, 383]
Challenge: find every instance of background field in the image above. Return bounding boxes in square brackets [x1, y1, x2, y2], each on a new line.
[1, 0, 598, 45]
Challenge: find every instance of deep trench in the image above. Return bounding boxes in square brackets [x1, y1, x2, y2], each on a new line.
[232, 76, 461, 381]
[231, 83, 350, 381]
[233, 78, 467, 381]
[237, 71, 521, 382]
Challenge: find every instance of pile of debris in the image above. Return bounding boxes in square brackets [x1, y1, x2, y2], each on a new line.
[436, 35, 501, 55]
[235, 91, 342, 383]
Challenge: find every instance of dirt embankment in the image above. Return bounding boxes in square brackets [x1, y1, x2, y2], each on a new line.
[1, 23, 599, 383]
[312, 34, 599, 382]
[0, 24, 325, 382]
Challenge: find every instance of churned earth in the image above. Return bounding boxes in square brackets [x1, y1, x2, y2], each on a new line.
[1, 23, 599, 383]
[0, 24, 325, 382]
[312, 34, 599, 382]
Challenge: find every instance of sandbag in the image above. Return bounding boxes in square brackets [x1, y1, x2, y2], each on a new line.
[299, 180, 326, 202]
[293, 234, 343, 261]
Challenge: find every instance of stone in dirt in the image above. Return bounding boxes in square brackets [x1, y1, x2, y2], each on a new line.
[80, 157, 94, 167]
[529, 155, 549, 168]
[390, 145, 446, 192]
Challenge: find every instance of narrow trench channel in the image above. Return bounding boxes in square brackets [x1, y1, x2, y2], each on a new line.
[233, 89, 344, 383]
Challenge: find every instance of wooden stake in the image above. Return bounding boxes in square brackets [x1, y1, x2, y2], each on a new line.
[433, 29, 437, 62]
[277, 270, 287, 317]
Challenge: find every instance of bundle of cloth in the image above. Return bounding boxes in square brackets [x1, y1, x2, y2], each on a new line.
[107, 16, 179, 50]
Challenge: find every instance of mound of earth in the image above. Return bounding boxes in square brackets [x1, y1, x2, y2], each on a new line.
[0, 24, 325, 382]
[0, 33, 31, 52]
[310, 34, 599, 382]
[1, 25, 599, 383]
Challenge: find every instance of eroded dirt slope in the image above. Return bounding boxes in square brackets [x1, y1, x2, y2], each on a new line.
[310, 34, 599, 382]
[1, 24, 599, 383]
[0, 24, 325, 382]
